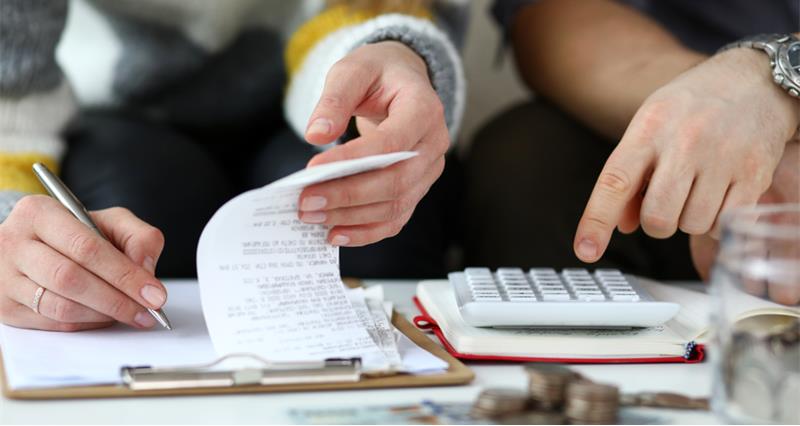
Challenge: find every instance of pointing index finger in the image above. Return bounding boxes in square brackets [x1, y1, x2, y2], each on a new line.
[574, 141, 654, 262]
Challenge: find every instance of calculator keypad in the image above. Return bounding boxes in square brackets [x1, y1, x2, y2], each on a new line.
[462, 268, 642, 303]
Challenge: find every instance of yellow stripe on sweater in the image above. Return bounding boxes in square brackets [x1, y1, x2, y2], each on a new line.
[285, 4, 432, 78]
[0, 153, 58, 194]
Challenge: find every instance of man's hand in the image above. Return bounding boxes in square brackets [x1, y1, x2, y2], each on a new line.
[0, 196, 167, 331]
[574, 48, 800, 263]
[690, 140, 799, 305]
[297, 41, 449, 246]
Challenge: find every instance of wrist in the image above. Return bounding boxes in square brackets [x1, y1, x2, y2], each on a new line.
[371, 40, 429, 78]
[719, 48, 800, 142]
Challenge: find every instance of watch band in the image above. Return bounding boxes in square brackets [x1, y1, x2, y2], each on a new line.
[718, 33, 795, 58]
[718, 33, 800, 98]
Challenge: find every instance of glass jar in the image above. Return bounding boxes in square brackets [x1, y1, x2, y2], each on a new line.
[711, 204, 800, 424]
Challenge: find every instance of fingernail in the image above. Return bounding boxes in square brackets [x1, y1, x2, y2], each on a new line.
[300, 211, 327, 224]
[134, 311, 157, 328]
[330, 235, 350, 246]
[307, 118, 332, 135]
[301, 196, 327, 211]
[143, 256, 156, 274]
[141, 285, 166, 307]
[577, 239, 598, 261]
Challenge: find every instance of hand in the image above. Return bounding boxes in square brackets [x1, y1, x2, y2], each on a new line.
[690, 141, 800, 304]
[574, 48, 800, 263]
[0, 196, 167, 331]
[297, 41, 449, 246]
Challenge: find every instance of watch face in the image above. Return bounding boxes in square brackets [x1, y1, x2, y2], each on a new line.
[789, 42, 800, 72]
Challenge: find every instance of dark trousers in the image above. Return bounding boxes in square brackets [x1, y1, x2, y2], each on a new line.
[463, 100, 698, 280]
[61, 110, 461, 279]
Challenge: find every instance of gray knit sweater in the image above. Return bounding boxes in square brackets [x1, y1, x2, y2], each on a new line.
[0, 0, 468, 221]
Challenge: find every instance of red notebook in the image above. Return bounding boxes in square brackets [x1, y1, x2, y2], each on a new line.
[412, 280, 706, 364]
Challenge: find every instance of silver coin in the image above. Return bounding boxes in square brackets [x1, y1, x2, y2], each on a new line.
[471, 388, 529, 418]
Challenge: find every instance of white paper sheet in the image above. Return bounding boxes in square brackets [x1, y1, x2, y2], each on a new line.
[196, 152, 417, 370]
[346, 289, 401, 370]
[358, 285, 448, 375]
[0, 282, 216, 390]
[0, 280, 445, 390]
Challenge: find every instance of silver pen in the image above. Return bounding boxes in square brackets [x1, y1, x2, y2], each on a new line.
[32, 163, 172, 330]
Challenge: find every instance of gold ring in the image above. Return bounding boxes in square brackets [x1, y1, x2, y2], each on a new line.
[31, 286, 45, 314]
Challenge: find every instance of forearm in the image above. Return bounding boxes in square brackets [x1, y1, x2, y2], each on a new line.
[511, 0, 705, 139]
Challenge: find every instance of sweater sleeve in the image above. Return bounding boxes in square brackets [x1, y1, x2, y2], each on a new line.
[283, 3, 466, 147]
[0, 0, 77, 222]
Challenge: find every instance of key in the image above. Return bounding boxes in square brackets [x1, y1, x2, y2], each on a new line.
[620, 392, 710, 410]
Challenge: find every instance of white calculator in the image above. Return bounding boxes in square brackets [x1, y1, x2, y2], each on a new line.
[449, 268, 679, 328]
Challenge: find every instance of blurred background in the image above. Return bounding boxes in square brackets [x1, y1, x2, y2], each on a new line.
[56, 0, 529, 150]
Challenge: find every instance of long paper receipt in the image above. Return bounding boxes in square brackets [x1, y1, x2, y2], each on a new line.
[196, 151, 417, 372]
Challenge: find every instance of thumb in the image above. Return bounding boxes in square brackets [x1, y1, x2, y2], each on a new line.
[90, 207, 165, 275]
[305, 60, 377, 145]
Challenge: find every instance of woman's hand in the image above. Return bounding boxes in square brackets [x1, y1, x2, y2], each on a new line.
[0, 195, 167, 331]
[574, 48, 800, 263]
[297, 41, 450, 247]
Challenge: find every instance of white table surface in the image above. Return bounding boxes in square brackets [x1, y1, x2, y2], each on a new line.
[0, 280, 719, 425]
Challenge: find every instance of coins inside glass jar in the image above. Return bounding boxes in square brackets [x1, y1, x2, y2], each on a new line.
[564, 380, 620, 424]
[470, 388, 529, 419]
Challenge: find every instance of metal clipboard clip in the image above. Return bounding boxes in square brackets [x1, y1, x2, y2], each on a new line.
[120, 354, 362, 391]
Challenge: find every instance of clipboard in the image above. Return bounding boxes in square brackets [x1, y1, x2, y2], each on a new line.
[0, 280, 474, 400]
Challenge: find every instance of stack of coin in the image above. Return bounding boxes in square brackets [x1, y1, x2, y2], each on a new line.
[564, 380, 620, 424]
[525, 364, 578, 410]
[470, 388, 529, 419]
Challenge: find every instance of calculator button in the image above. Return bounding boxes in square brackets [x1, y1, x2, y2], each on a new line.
[574, 288, 603, 293]
[566, 279, 595, 285]
[468, 281, 498, 288]
[595, 269, 623, 276]
[599, 276, 628, 283]
[577, 294, 607, 301]
[538, 285, 567, 293]
[507, 290, 535, 295]
[504, 286, 533, 293]
[611, 294, 640, 301]
[465, 267, 492, 276]
[474, 296, 503, 302]
[534, 279, 564, 286]
[530, 268, 557, 275]
[542, 293, 572, 301]
[471, 288, 500, 294]
[468, 276, 495, 282]
[602, 281, 631, 287]
[539, 290, 568, 297]
[500, 278, 529, 285]
[497, 267, 525, 275]
[508, 293, 536, 300]
[606, 284, 633, 291]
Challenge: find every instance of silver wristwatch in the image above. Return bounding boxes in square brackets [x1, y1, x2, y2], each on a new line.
[719, 33, 800, 98]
